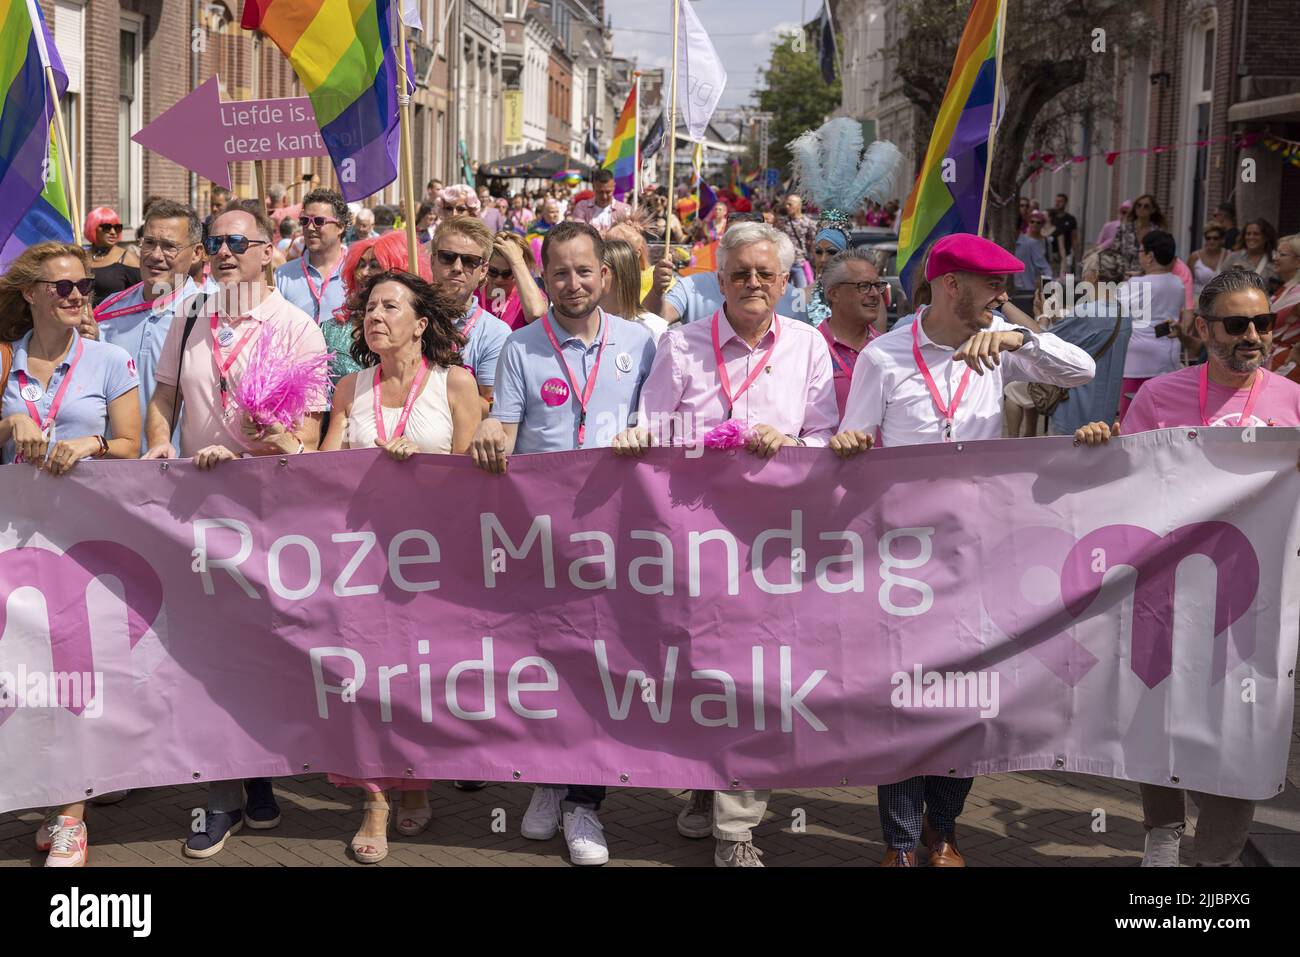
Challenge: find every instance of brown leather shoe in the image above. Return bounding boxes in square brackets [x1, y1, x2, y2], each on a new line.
[879, 848, 917, 867]
[922, 818, 966, 867]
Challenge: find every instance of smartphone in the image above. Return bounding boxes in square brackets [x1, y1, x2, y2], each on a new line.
[1154, 321, 1173, 338]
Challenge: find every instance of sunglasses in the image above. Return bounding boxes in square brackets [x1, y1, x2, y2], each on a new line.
[203, 234, 270, 255]
[486, 265, 514, 279]
[1200, 313, 1277, 336]
[435, 249, 485, 270]
[1204, 233, 1224, 240]
[37, 278, 95, 297]
[298, 215, 340, 229]
[442, 204, 472, 215]
[99, 223, 123, 233]
[727, 268, 779, 286]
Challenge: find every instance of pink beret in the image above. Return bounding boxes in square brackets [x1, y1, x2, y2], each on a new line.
[924, 233, 1024, 281]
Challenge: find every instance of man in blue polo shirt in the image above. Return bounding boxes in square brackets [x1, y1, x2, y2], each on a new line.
[468, 220, 656, 866]
[93, 199, 199, 453]
[429, 215, 511, 410]
[275, 188, 350, 323]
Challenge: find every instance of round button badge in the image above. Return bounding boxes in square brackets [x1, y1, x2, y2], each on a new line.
[540, 377, 570, 407]
[217, 326, 236, 347]
[615, 351, 633, 374]
[20, 383, 43, 402]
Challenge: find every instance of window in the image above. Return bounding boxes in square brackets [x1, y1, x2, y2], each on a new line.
[55, 0, 84, 224]
[503, 0, 519, 16]
[118, 19, 143, 229]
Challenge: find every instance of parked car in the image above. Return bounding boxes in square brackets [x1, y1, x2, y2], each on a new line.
[848, 230, 908, 327]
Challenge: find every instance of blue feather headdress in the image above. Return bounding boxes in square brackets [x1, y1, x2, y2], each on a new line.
[788, 118, 903, 238]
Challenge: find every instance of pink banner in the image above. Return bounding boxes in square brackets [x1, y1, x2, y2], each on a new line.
[2, 429, 1298, 813]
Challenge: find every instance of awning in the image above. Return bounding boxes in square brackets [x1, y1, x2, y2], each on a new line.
[1228, 92, 1300, 124]
[480, 149, 595, 178]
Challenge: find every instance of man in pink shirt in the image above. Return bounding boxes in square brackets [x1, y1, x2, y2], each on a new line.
[143, 200, 327, 860]
[569, 169, 632, 231]
[818, 246, 888, 417]
[614, 220, 838, 866]
[1076, 268, 1300, 866]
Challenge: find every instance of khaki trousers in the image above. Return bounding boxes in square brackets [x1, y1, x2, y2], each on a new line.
[712, 789, 771, 842]
[1140, 783, 1256, 866]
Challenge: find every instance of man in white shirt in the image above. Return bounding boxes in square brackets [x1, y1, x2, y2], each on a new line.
[831, 233, 1095, 866]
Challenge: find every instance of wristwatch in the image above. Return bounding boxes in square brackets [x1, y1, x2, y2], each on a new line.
[1009, 327, 1035, 349]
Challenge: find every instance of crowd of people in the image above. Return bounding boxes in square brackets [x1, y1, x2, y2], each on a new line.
[2, 156, 1298, 869]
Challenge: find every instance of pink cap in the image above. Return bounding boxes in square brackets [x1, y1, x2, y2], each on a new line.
[924, 233, 1025, 281]
[1120, 199, 1134, 211]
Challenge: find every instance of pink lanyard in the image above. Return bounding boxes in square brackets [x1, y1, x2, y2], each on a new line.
[819, 322, 859, 379]
[93, 282, 184, 323]
[304, 259, 341, 318]
[373, 360, 430, 443]
[1198, 363, 1265, 427]
[459, 306, 485, 342]
[15, 337, 85, 461]
[912, 315, 971, 441]
[710, 309, 780, 419]
[210, 315, 259, 410]
[541, 310, 610, 446]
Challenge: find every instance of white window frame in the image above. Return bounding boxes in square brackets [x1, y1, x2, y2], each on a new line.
[55, 0, 86, 227]
[1175, 8, 1217, 257]
[119, 13, 144, 230]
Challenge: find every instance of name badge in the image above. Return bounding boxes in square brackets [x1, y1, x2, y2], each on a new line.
[20, 383, 43, 402]
[615, 351, 633, 374]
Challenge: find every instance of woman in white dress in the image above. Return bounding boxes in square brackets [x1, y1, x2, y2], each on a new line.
[315, 270, 482, 862]
[1187, 224, 1229, 301]
[599, 238, 668, 343]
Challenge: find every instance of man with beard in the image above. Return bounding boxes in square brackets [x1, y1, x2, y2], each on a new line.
[1074, 268, 1300, 865]
[428, 216, 511, 411]
[467, 221, 657, 866]
[831, 234, 1095, 865]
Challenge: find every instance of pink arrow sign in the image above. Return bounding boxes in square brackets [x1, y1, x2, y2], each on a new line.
[132, 75, 328, 189]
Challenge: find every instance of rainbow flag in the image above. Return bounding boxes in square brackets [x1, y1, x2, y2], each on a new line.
[602, 85, 637, 200]
[0, 0, 73, 265]
[241, 0, 413, 202]
[897, 0, 1006, 296]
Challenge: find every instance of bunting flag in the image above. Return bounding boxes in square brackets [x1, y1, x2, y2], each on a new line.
[0, 0, 74, 265]
[602, 85, 637, 200]
[240, 0, 411, 202]
[897, 0, 1006, 297]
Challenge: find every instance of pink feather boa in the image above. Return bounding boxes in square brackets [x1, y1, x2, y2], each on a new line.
[703, 419, 751, 449]
[232, 326, 331, 434]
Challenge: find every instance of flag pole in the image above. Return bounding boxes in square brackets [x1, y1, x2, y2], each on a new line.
[395, 15, 420, 270]
[976, 0, 1007, 238]
[664, 0, 681, 250]
[44, 66, 81, 244]
[251, 32, 274, 284]
[632, 72, 641, 212]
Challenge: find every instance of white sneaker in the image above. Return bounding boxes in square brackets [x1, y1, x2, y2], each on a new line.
[45, 816, 88, 868]
[563, 806, 610, 866]
[521, 785, 564, 840]
[1141, 825, 1184, 867]
[714, 838, 764, 867]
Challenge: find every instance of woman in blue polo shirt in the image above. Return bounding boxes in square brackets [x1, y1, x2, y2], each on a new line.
[0, 241, 140, 866]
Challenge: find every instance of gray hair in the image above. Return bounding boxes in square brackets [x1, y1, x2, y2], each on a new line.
[267, 183, 286, 202]
[822, 244, 881, 289]
[1197, 268, 1268, 315]
[718, 221, 795, 273]
[355, 207, 375, 224]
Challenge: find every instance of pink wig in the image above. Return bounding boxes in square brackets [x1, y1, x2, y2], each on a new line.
[438, 184, 480, 214]
[372, 230, 433, 281]
[83, 207, 121, 244]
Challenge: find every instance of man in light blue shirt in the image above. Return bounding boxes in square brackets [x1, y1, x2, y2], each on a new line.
[468, 221, 656, 867]
[94, 199, 200, 452]
[275, 188, 350, 323]
[428, 215, 511, 404]
[1012, 211, 1053, 313]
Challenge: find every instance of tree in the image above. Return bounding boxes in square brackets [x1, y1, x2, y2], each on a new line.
[893, 0, 1149, 247]
[755, 31, 842, 176]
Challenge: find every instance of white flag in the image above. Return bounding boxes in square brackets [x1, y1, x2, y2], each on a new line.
[399, 0, 423, 30]
[675, 0, 727, 141]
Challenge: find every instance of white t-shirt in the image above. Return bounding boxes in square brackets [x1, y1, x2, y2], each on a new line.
[637, 311, 669, 344]
[1120, 272, 1185, 379]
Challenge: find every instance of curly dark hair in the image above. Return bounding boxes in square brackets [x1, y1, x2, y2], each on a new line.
[345, 270, 467, 370]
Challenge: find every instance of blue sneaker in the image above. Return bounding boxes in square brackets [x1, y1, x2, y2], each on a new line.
[244, 779, 281, 829]
[184, 809, 243, 859]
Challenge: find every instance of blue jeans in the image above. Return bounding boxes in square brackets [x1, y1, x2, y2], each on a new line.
[209, 778, 272, 814]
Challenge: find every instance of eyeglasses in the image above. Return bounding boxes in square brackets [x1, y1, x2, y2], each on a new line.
[486, 265, 514, 279]
[36, 278, 94, 297]
[99, 223, 123, 233]
[203, 234, 269, 255]
[726, 268, 779, 286]
[139, 238, 189, 259]
[1200, 313, 1277, 336]
[835, 280, 890, 296]
[298, 215, 341, 229]
[435, 249, 485, 270]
